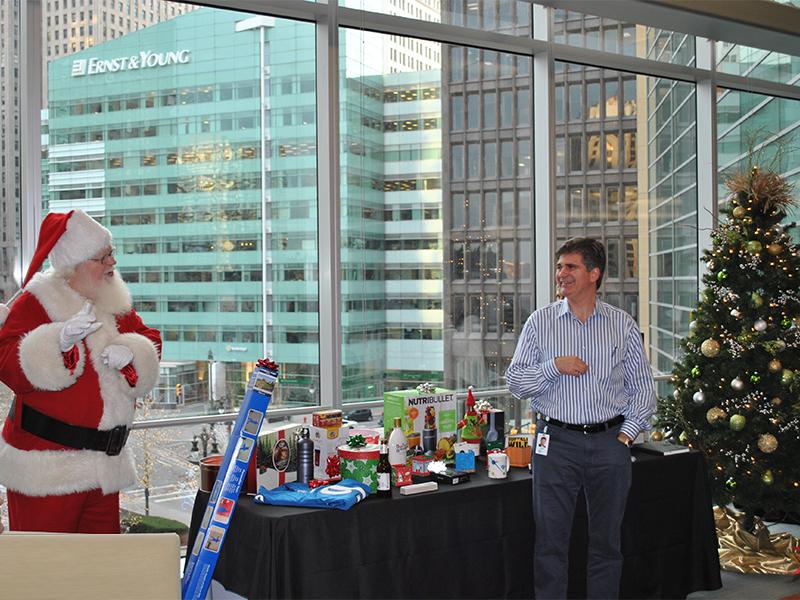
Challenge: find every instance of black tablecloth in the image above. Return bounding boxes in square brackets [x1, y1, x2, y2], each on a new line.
[187, 450, 721, 599]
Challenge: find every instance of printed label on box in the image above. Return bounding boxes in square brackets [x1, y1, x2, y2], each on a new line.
[252, 422, 299, 490]
[384, 388, 456, 460]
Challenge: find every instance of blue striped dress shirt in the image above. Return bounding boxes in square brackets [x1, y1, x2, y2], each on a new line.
[506, 298, 656, 440]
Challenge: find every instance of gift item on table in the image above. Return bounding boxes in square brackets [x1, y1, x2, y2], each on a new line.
[383, 386, 456, 461]
[249, 422, 300, 491]
[487, 450, 509, 479]
[254, 479, 371, 511]
[310, 410, 350, 480]
[338, 441, 380, 493]
[349, 427, 382, 444]
[483, 409, 505, 452]
[453, 443, 476, 473]
[392, 464, 413, 487]
[312, 409, 342, 429]
[505, 433, 534, 467]
[428, 460, 470, 485]
[400, 481, 438, 496]
[457, 387, 486, 453]
[411, 455, 433, 475]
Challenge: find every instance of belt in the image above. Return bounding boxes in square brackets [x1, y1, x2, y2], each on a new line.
[20, 404, 130, 456]
[539, 414, 624, 434]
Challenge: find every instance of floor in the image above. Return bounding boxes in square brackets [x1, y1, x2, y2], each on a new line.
[688, 570, 798, 600]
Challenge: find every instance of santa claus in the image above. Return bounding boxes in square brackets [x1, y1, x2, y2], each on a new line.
[0, 209, 161, 533]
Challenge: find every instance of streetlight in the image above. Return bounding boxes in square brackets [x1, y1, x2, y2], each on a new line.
[187, 425, 220, 464]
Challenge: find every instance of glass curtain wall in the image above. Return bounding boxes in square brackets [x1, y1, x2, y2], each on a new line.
[9, 0, 800, 529]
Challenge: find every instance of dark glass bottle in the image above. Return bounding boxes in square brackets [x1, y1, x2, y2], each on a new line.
[377, 438, 392, 498]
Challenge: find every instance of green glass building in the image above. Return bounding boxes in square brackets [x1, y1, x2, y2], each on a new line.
[44, 8, 444, 407]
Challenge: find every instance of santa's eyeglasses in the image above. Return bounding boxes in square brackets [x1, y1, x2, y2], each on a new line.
[89, 247, 116, 264]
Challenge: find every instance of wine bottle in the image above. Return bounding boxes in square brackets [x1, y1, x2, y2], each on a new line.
[377, 438, 392, 498]
[297, 421, 314, 485]
[388, 416, 408, 466]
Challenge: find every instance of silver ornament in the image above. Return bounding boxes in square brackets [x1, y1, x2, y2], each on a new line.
[689, 320, 698, 330]
[673, 389, 680, 399]
[753, 319, 767, 332]
[692, 391, 706, 404]
[731, 377, 745, 391]
[730, 309, 741, 318]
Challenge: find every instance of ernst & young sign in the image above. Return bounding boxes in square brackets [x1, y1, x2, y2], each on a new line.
[71, 49, 191, 77]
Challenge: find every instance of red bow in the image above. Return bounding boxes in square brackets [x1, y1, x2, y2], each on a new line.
[325, 455, 341, 478]
[257, 358, 279, 373]
[309, 477, 342, 489]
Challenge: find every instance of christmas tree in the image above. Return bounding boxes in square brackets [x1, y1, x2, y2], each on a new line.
[657, 167, 800, 521]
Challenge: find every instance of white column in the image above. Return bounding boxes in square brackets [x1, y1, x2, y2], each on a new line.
[532, 4, 554, 310]
[316, 3, 342, 409]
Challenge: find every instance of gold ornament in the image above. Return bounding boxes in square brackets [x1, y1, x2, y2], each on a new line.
[761, 470, 774, 485]
[768, 359, 782, 373]
[766, 243, 783, 256]
[650, 431, 664, 442]
[771, 396, 782, 407]
[700, 339, 721, 358]
[732, 206, 746, 219]
[706, 407, 726, 424]
[757, 434, 778, 453]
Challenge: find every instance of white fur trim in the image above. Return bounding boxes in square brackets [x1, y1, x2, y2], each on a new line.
[48, 209, 111, 271]
[19, 323, 85, 390]
[27, 270, 131, 322]
[0, 435, 136, 496]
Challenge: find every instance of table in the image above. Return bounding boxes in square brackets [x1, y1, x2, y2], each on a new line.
[187, 449, 721, 599]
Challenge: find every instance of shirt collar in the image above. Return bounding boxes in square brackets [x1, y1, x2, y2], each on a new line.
[557, 296, 607, 320]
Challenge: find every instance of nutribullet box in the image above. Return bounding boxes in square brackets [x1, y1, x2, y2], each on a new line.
[383, 388, 456, 458]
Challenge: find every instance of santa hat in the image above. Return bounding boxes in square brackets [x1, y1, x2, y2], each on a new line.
[24, 209, 112, 286]
[0, 210, 111, 327]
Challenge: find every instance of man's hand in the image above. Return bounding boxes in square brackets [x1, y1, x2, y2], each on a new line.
[60, 302, 102, 352]
[617, 433, 633, 447]
[554, 355, 588, 377]
[101, 344, 134, 370]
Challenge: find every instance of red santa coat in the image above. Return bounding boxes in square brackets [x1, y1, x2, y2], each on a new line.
[0, 270, 161, 496]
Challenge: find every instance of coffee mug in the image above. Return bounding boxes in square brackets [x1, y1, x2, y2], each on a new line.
[487, 451, 509, 479]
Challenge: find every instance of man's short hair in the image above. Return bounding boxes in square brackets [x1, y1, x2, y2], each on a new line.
[556, 237, 606, 289]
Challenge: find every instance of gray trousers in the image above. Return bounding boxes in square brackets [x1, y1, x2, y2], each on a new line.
[532, 418, 632, 599]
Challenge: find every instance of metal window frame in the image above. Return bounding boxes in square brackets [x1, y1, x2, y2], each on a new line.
[19, 0, 800, 412]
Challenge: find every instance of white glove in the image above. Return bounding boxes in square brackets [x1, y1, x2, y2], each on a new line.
[101, 344, 134, 370]
[59, 302, 102, 352]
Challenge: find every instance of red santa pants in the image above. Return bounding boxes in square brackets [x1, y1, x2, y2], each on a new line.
[7, 488, 120, 533]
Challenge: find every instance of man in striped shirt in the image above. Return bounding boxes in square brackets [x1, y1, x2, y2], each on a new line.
[506, 237, 656, 599]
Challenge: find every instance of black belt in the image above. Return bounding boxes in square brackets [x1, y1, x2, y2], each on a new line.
[20, 404, 130, 456]
[539, 414, 624, 434]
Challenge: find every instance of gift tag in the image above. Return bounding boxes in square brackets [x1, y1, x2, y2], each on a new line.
[535, 432, 550, 456]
